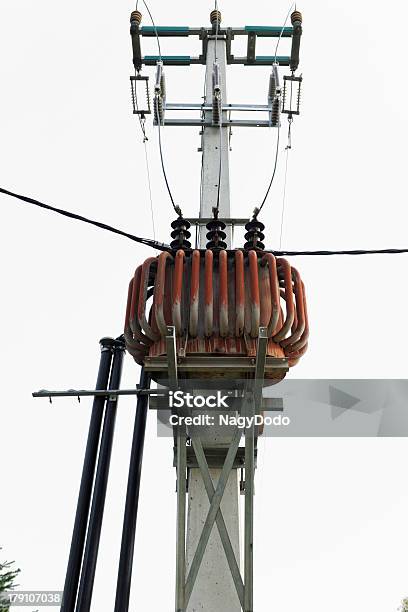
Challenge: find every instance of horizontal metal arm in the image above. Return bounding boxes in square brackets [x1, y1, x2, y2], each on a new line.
[165, 103, 271, 111]
[154, 118, 275, 127]
[140, 26, 293, 38]
[142, 55, 291, 66]
[32, 388, 163, 399]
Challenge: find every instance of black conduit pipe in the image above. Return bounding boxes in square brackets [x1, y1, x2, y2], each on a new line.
[75, 337, 126, 612]
[114, 368, 151, 612]
[61, 338, 115, 612]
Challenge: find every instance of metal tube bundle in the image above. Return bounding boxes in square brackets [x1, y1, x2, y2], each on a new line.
[75, 339, 126, 612]
[61, 337, 116, 612]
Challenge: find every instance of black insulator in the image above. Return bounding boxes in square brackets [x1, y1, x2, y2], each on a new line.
[290, 10, 303, 72]
[271, 97, 280, 127]
[130, 10, 142, 26]
[206, 218, 227, 250]
[170, 217, 191, 250]
[244, 219, 266, 250]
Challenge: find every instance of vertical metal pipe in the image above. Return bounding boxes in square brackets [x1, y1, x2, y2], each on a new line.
[244, 392, 254, 612]
[61, 338, 115, 612]
[114, 368, 151, 612]
[75, 338, 126, 612]
[175, 426, 187, 612]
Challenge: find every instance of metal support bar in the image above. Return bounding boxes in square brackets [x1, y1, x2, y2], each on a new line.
[175, 425, 187, 612]
[247, 32, 257, 63]
[142, 55, 290, 66]
[190, 436, 245, 608]
[114, 369, 151, 612]
[155, 119, 276, 127]
[164, 103, 271, 111]
[254, 326, 268, 407]
[244, 392, 255, 612]
[243, 327, 267, 611]
[76, 339, 125, 612]
[61, 337, 115, 612]
[140, 26, 293, 38]
[186, 217, 249, 227]
[32, 388, 161, 399]
[166, 326, 178, 388]
[184, 428, 242, 606]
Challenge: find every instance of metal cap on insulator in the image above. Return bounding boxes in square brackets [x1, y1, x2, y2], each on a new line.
[291, 10, 302, 25]
[244, 219, 266, 250]
[130, 10, 142, 26]
[210, 9, 222, 29]
[206, 218, 227, 250]
[170, 217, 192, 250]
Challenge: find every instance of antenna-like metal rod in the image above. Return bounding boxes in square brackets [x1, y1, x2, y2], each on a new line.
[61, 338, 115, 612]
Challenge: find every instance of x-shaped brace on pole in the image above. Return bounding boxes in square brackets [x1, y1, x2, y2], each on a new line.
[186, 432, 245, 608]
[186, 436, 244, 606]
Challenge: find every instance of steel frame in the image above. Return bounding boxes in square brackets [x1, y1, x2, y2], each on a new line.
[174, 327, 268, 612]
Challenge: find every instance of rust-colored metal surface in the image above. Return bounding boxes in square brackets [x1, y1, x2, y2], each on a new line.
[124, 249, 309, 380]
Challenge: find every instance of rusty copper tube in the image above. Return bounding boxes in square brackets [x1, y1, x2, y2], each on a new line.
[204, 250, 214, 337]
[219, 250, 229, 337]
[248, 250, 260, 338]
[235, 250, 245, 337]
[189, 250, 200, 337]
[262, 253, 281, 336]
[273, 258, 295, 342]
[172, 250, 185, 336]
[138, 258, 160, 342]
[154, 252, 173, 337]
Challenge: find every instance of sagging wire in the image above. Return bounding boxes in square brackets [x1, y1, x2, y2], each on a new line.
[143, 0, 182, 216]
[143, 141, 156, 240]
[0, 186, 171, 251]
[255, 121, 281, 218]
[278, 116, 293, 249]
[4, 185, 408, 257]
[254, 2, 297, 221]
[274, 2, 295, 63]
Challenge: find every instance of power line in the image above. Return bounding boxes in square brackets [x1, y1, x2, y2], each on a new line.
[0, 186, 170, 252]
[256, 120, 281, 216]
[142, 0, 180, 216]
[267, 248, 408, 257]
[141, 0, 161, 58]
[143, 141, 156, 241]
[4, 186, 408, 258]
[274, 2, 295, 63]
[279, 146, 290, 249]
[256, 1, 295, 219]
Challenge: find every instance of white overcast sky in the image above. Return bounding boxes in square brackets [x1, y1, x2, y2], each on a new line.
[1, 0, 408, 610]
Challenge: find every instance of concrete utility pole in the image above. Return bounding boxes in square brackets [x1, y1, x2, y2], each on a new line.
[199, 32, 232, 248]
[188, 28, 241, 612]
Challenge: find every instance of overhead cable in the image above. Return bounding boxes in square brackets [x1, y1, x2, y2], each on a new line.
[0, 186, 170, 252]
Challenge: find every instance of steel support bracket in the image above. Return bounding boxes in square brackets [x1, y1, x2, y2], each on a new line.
[166, 326, 178, 389]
